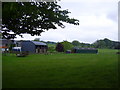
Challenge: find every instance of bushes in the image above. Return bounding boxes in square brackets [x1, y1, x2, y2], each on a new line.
[48, 46, 56, 53]
[61, 41, 73, 52]
[55, 43, 64, 52]
[56, 41, 73, 52]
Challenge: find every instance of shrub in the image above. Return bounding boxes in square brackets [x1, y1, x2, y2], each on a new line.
[56, 43, 64, 52]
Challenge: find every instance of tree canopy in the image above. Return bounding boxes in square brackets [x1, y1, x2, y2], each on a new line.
[61, 41, 73, 52]
[93, 38, 120, 49]
[72, 40, 80, 46]
[2, 2, 79, 39]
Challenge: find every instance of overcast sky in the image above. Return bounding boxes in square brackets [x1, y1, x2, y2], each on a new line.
[15, 0, 119, 44]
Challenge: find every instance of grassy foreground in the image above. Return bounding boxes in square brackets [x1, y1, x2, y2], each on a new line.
[2, 49, 119, 88]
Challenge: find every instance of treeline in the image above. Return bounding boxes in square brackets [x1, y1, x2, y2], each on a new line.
[49, 38, 120, 50]
[93, 38, 120, 49]
[34, 38, 120, 52]
[71, 38, 120, 49]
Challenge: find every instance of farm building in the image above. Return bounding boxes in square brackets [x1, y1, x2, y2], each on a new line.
[15, 41, 48, 53]
[0, 39, 15, 52]
[72, 47, 98, 54]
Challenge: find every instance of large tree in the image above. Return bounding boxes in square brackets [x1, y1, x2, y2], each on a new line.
[72, 40, 80, 46]
[55, 43, 64, 52]
[61, 41, 73, 52]
[2, 1, 79, 39]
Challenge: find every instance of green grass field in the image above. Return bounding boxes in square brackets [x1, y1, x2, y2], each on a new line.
[2, 49, 119, 88]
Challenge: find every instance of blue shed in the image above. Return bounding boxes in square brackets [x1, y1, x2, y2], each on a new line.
[16, 41, 48, 53]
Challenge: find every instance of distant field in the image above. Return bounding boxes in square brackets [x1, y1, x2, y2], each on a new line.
[2, 49, 119, 88]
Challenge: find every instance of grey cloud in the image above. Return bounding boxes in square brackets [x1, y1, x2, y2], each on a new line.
[15, 1, 118, 43]
[107, 11, 118, 22]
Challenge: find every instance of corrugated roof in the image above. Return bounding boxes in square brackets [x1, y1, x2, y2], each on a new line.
[31, 41, 47, 46]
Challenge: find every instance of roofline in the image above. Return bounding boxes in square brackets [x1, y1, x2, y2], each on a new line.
[31, 41, 47, 46]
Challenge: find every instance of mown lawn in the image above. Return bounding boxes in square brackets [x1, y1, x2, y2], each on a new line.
[2, 49, 119, 88]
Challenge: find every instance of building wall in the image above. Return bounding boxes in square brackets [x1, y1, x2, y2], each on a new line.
[21, 41, 35, 53]
[35, 45, 48, 53]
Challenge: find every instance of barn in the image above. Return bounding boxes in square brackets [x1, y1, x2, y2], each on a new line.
[72, 47, 98, 54]
[15, 41, 48, 53]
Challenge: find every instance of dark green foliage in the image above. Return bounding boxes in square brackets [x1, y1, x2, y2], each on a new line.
[2, 2, 79, 39]
[56, 43, 64, 52]
[93, 38, 120, 49]
[61, 41, 73, 52]
[56, 41, 74, 52]
[114, 42, 120, 49]
[46, 41, 56, 44]
[79, 43, 92, 48]
[47, 42, 56, 52]
[71, 38, 120, 49]
[71, 40, 93, 48]
[72, 42, 93, 48]
[48, 46, 55, 53]
[72, 40, 80, 46]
